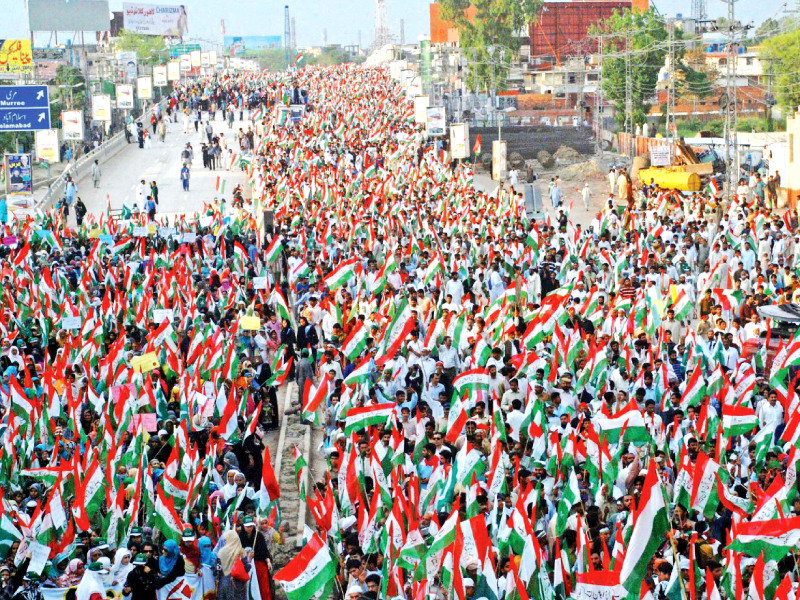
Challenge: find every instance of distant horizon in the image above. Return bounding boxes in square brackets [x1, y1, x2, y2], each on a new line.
[1, 0, 791, 51]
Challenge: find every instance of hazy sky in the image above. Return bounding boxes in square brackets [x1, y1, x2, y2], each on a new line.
[2, 0, 793, 50]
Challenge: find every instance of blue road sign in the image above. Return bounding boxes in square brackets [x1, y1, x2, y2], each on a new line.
[0, 85, 51, 131]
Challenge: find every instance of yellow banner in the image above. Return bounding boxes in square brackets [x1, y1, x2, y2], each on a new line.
[0, 40, 33, 74]
[131, 352, 160, 373]
[240, 315, 261, 331]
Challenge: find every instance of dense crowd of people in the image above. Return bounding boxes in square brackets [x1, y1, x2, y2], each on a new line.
[1, 63, 800, 600]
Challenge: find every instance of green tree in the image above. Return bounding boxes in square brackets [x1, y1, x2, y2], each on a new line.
[761, 27, 800, 111]
[753, 18, 782, 43]
[49, 65, 87, 128]
[439, 0, 541, 91]
[590, 9, 671, 127]
[115, 29, 169, 65]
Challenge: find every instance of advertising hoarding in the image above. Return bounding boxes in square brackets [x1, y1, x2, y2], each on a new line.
[136, 76, 152, 99]
[223, 36, 282, 55]
[167, 61, 180, 81]
[35, 130, 59, 163]
[425, 106, 446, 137]
[450, 123, 470, 159]
[492, 140, 507, 182]
[116, 84, 134, 108]
[28, 0, 111, 32]
[122, 3, 188, 37]
[92, 94, 112, 122]
[5, 154, 32, 197]
[153, 65, 167, 86]
[413, 95, 429, 124]
[0, 40, 33, 74]
[61, 110, 83, 140]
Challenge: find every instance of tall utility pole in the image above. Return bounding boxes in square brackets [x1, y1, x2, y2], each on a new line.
[400, 19, 405, 45]
[373, 0, 390, 49]
[624, 29, 632, 136]
[666, 19, 677, 159]
[323, 28, 327, 46]
[594, 35, 604, 155]
[291, 18, 297, 52]
[763, 57, 775, 131]
[722, 0, 739, 202]
[691, 0, 707, 21]
[284, 6, 291, 69]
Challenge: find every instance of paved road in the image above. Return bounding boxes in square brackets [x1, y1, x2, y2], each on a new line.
[65, 115, 254, 220]
[473, 171, 599, 228]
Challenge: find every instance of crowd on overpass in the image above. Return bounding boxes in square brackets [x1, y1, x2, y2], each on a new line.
[0, 63, 799, 600]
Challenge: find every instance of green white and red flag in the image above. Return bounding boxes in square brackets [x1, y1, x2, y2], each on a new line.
[690, 451, 722, 519]
[153, 486, 184, 542]
[341, 320, 368, 361]
[727, 517, 800, 562]
[680, 366, 706, 410]
[265, 236, 283, 263]
[302, 373, 332, 424]
[343, 356, 372, 387]
[259, 444, 280, 513]
[671, 288, 693, 321]
[270, 287, 295, 328]
[619, 465, 670, 594]
[722, 403, 758, 437]
[322, 257, 359, 291]
[453, 368, 490, 398]
[273, 533, 337, 600]
[344, 403, 394, 435]
[293, 446, 308, 503]
[596, 400, 650, 444]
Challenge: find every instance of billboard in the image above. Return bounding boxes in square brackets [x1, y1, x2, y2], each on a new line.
[413, 95, 429, 124]
[153, 65, 167, 86]
[28, 0, 111, 32]
[137, 76, 152, 99]
[116, 84, 134, 108]
[61, 110, 83, 140]
[492, 140, 507, 182]
[122, 3, 188, 38]
[35, 130, 59, 163]
[167, 61, 180, 81]
[0, 40, 33, 74]
[450, 123, 470, 159]
[200, 52, 209, 67]
[529, 1, 631, 58]
[426, 106, 446, 137]
[5, 154, 32, 197]
[223, 36, 282, 55]
[190, 50, 201, 67]
[92, 94, 112, 122]
[179, 54, 190, 71]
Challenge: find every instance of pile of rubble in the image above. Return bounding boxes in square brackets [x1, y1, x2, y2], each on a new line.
[560, 157, 607, 182]
[554, 145, 582, 165]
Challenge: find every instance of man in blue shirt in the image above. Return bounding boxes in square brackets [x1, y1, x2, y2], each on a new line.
[549, 183, 563, 208]
[181, 164, 190, 191]
[144, 196, 156, 221]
